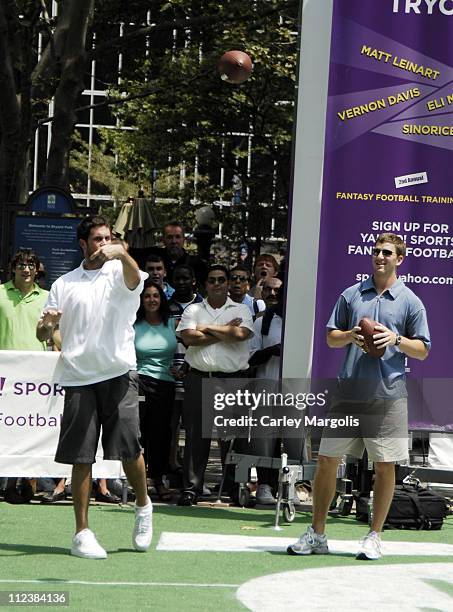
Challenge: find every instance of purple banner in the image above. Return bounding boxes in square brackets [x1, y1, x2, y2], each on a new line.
[312, 0, 453, 430]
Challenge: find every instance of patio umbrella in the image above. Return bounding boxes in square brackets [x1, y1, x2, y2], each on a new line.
[112, 198, 158, 248]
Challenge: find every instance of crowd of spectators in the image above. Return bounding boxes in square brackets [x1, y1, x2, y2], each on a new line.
[0, 221, 291, 507]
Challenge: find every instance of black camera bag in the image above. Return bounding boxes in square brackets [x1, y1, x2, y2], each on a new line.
[355, 484, 448, 530]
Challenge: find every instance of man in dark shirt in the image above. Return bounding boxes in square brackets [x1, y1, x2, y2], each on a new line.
[155, 222, 208, 288]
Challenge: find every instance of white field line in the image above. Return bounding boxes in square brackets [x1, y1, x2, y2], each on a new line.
[237, 563, 453, 611]
[157, 531, 453, 556]
[0, 579, 239, 588]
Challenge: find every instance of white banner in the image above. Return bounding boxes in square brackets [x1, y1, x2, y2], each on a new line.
[0, 351, 124, 478]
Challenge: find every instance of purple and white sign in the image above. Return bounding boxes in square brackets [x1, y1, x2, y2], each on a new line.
[0, 351, 123, 477]
[312, 0, 453, 430]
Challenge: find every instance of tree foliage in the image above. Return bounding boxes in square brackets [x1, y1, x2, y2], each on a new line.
[100, 0, 300, 245]
[0, 0, 95, 204]
[0, 0, 300, 253]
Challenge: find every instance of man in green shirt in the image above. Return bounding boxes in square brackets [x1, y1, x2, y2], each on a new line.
[0, 250, 48, 350]
[0, 249, 49, 502]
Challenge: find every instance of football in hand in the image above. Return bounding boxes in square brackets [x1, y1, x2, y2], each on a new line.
[218, 50, 253, 84]
[358, 318, 385, 358]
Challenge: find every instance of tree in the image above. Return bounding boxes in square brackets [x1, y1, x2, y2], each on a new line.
[0, 0, 299, 255]
[0, 0, 95, 204]
[100, 0, 300, 249]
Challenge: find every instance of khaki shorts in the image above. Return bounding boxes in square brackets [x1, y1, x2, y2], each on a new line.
[318, 397, 409, 463]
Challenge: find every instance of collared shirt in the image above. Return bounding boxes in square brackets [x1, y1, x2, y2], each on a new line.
[0, 281, 48, 350]
[240, 294, 265, 318]
[327, 276, 431, 398]
[249, 313, 282, 380]
[45, 260, 147, 386]
[178, 297, 254, 372]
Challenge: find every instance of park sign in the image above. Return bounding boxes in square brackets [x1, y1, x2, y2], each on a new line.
[284, 0, 453, 430]
[12, 187, 85, 287]
[26, 186, 74, 214]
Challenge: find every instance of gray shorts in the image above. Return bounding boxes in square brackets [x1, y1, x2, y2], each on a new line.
[55, 371, 142, 465]
[318, 397, 409, 463]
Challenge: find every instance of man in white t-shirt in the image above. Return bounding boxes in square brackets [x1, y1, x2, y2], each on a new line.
[37, 216, 152, 560]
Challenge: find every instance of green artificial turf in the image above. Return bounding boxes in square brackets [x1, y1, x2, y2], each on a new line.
[1, 503, 452, 611]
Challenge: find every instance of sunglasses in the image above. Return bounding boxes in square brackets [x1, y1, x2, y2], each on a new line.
[207, 276, 227, 285]
[16, 262, 36, 270]
[230, 275, 248, 282]
[372, 248, 395, 257]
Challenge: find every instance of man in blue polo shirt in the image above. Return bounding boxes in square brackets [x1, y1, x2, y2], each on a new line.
[287, 233, 430, 560]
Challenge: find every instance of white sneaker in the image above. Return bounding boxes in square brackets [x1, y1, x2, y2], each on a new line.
[71, 529, 107, 559]
[356, 531, 382, 560]
[133, 496, 153, 552]
[287, 526, 329, 556]
[256, 484, 276, 504]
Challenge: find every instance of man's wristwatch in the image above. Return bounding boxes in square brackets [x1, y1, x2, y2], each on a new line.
[395, 334, 402, 346]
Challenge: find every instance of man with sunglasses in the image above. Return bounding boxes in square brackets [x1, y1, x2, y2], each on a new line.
[176, 265, 254, 505]
[229, 265, 265, 319]
[288, 233, 430, 560]
[0, 249, 49, 503]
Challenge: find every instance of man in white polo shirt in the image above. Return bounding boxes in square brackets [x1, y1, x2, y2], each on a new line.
[36, 216, 152, 559]
[176, 264, 254, 506]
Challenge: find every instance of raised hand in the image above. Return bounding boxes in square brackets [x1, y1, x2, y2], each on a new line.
[89, 243, 125, 263]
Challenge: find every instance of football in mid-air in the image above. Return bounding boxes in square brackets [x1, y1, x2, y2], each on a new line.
[218, 50, 253, 84]
[358, 318, 385, 358]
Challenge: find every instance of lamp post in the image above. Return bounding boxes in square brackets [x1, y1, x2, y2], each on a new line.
[193, 205, 217, 261]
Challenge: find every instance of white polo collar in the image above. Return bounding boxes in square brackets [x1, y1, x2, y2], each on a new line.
[202, 296, 238, 310]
